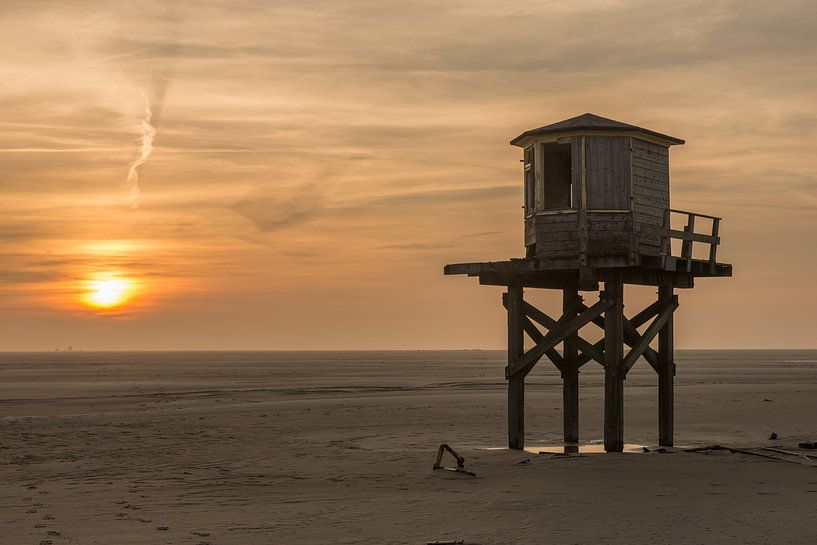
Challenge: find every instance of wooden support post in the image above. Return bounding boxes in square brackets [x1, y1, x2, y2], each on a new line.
[603, 278, 624, 453]
[506, 285, 525, 450]
[562, 287, 580, 444]
[658, 281, 675, 446]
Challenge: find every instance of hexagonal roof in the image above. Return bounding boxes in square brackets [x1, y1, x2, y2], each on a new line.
[510, 113, 685, 147]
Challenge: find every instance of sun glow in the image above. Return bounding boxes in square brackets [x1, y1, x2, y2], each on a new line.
[82, 276, 134, 309]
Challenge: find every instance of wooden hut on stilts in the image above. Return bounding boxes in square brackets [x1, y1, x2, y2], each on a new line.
[444, 113, 732, 452]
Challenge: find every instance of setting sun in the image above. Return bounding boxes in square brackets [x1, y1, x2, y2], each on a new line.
[83, 277, 134, 309]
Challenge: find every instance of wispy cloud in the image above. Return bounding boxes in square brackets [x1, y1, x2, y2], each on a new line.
[233, 190, 324, 232]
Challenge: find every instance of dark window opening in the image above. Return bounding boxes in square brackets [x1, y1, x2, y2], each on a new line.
[523, 146, 535, 214]
[541, 142, 573, 209]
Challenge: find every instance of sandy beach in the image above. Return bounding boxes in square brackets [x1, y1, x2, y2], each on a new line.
[2, 350, 816, 545]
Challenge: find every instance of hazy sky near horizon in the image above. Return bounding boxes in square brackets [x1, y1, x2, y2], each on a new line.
[1, 0, 816, 350]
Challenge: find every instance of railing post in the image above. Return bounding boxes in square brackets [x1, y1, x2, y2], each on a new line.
[708, 217, 720, 272]
[661, 208, 671, 269]
[681, 213, 695, 272]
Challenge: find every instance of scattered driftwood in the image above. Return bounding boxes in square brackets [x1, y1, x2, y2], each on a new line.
[543, 452, 585, 459]
[433, 444, 476, 477]
[799, 441, 816, 449]
[762, 446, 802, 457]
[427, 540, 464, 545]
[685, 445, 816, 466]
[760, 447, 817, 464]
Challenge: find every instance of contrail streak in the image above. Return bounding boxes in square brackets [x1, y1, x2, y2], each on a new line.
[127, 94, 156, 207]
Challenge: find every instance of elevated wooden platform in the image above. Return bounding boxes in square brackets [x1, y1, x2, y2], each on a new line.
[443, 250, 732, 452]
[444, 255, 732, 290]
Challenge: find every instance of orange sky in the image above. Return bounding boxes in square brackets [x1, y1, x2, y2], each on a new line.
[1, 0, 816, 350]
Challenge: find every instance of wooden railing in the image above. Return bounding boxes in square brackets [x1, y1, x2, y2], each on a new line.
[664, 209, 721, 271]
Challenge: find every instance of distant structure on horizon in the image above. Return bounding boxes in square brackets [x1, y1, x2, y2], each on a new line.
[445, 113, 733, 452]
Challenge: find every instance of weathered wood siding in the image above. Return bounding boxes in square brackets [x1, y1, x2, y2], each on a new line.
[527, 211, 634, 258]
[631, 138, 670, 255]
[585, 136, 630, 210]
[586, 211, 633, 255]
[524, 216, 536, 247]
[526, 212, 579, 257]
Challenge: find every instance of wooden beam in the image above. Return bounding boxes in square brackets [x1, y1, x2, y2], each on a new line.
[597, 267, 695, 288]
[522, 301, 559, 329]
[447, 257, 731, 284]
[581, 305, 605, 330]
[521, 316, 566, 372]
[580, 303, 658, 370]
[577, 339, 605, 368]
[481, 271, 582, 290]
[708, 218, 720, 272]
[505, 311, 570, 378]
[506, 286, 525, 450]
[668, 208, 720, 221]
[658, 283, 675, 447]
[623, 319, 659, 371]
[524, 301, 602, 365]
[629, 299, 663, 328]
[604, 278, 624, 453]
[506, 298, 612, 378]
[444, 262, 483, 276]
[446, 259, 539, 275]
[668, 229, 719, 244]
[563, 287, 580, 444]
[622, 297, 679, 375]
[502, 297, 566, 371]
[681, 215, 695, 273]
[520, 315, 543, 342]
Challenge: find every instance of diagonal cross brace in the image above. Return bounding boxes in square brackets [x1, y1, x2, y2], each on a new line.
[511, 306, 575, 376]
[629, 299, 664, 328]
[520, 316, 566, 372]
[506, 298, 613, 378]
[623, 319, 659, 371]
[581, 304, 660, 371]
[503, 295, 567, 373]
[523, 302, 604, 367]
[577, 339, 605, 367]
[622, 296, 679, 375]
